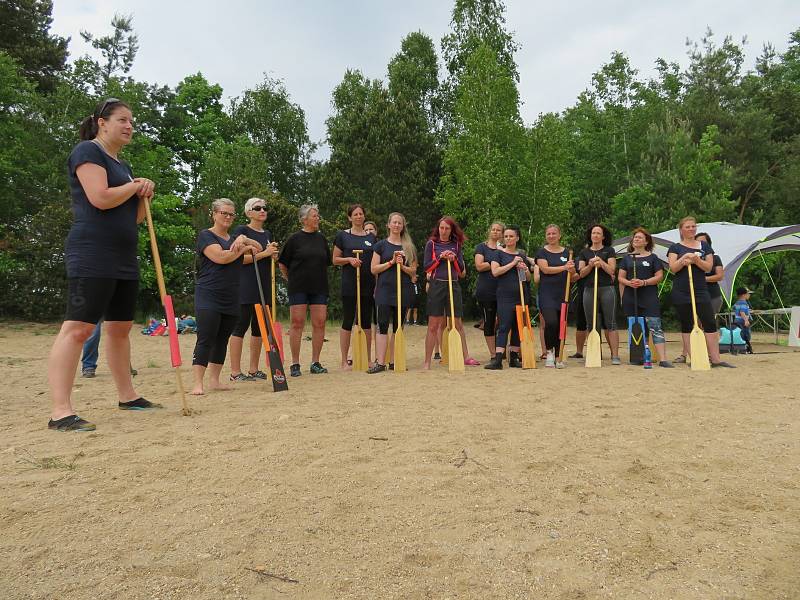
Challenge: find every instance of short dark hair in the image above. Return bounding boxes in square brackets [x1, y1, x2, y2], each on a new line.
[78, 98, 131, 141]
[346, 203, 365, 217]
[695, 231, 713, 246]
[626, 227, 654, 252]
[584, 223, 612, 247]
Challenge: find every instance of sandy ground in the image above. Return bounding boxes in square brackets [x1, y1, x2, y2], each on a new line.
[0, 321, 798, 600]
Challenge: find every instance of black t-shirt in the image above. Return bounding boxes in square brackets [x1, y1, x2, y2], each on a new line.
[705, 254, 723, 299]
[232, 225, 272, 305]
[195, 229, 242, 315]
[278, 230, 331, 296]
[333, 230, 377, 297]
[578, 246, 616, 288]
[493, 250, 530, 303]
[474, 242, 499, 302]
[373, 240, 415, 307]
[618, 254, 663, 317]
[535, 247, 570, 309]
[65, 140, 139, 279]
[668, 241, 713, 304]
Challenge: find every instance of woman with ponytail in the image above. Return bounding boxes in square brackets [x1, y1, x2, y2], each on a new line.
[47, 98, 159, 432]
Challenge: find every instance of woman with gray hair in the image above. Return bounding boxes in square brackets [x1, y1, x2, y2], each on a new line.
[191, 198, 263, 395]
[278, 204, 331, 377]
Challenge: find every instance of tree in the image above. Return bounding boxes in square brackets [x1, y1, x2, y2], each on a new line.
[79, 13, 138, 87]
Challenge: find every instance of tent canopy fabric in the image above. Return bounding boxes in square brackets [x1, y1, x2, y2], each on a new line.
[612, 222, 800, 305]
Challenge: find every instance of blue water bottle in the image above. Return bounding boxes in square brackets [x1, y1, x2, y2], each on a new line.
[643, 345, 653, 369]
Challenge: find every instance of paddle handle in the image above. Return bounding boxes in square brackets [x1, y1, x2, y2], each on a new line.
[271, 258, 277, 316]
[397, 261, 403, 325]
[687, 259, 700, 329]
[592, 266, 599, 332]
[353, 250, 363, 329]
[447, 260, 456, 322]
[563, 251, 573, 302]
[143, 198, 167, 302]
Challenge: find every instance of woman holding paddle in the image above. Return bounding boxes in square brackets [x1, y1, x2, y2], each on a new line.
[422, 217, 479, 369]
[278, 204, 331, 377]
[368, 212, 417, 374]
[535, 224, 576, 368]
[48, 98, 158, 431]
[474, 222, 504, 358]
[191, 199, 263, 395]
[228, 197, 278, 382]
[333, 204, 377, 370]
[577, 224, 621, 365]
[667, 217, 734, 368]
[618, 228, 673, 368]
[485, 226, 531, 370]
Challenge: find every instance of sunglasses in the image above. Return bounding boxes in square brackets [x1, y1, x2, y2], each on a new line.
[97, 97, 121, 118]
[216, 211, 236, 218]
[250, 206, 267, 212]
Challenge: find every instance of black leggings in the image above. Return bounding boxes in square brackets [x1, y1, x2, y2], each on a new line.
[540, 307, 561, 354]
[193, 309, 238, 367]
[495, 299, 521, 349]
[376, 304, 401, 335]
[674, 303, 717, 334]
[341, 295, 373, 331]
[231, 304, 260, 338]
[479, 299, 497, 337]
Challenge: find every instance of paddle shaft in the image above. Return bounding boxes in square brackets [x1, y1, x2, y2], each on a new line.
[396, 261, 403, 327]
[687, 261, 700, 329]
[354, 250, 363, 329]
[592, 266, 599, 333]
[559, 251, 573, 359]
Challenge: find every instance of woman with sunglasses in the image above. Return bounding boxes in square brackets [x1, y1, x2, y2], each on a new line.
[191, 199, 263, 395]
[228, 198, 278, 381]
[47, 98, 158, 432]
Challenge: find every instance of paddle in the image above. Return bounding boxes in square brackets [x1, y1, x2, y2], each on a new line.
[446, 260, 465, 372]
[585, 266, 602, 368]
[394, 260, 407, 372]
[143, 196, 190, 415]
[517, 266, 536, 369]
[271, 258, 284, 360]
[628, 255, 645, 365]
[687, 260, 711, 371]
[558, 251, 573, 362]
[351, 250, 369, 372]
[253, 255, 289, 392]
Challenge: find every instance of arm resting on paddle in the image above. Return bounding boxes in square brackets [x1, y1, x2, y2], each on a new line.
[539, 257, 574, 275]
[332, 245, 361, 268]
[203, 240, 252, 265]
[76, 163, 149, 211]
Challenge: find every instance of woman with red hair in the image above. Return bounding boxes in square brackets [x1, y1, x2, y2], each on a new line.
[422, 217, 479, 368]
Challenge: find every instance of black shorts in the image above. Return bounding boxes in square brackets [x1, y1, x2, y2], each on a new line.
[231, 304, 261, 338]
[65, 278, 138, 323]
[674, 303, 718, 334]
[426, 279, 463, 318]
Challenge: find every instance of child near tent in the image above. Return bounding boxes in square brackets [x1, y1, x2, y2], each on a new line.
[733, 287, 754, 354]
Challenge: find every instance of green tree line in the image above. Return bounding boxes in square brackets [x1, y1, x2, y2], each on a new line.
[1, 0, 799, 322]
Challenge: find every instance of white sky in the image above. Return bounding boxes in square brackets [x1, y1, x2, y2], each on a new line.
[51, 0, 797, 157]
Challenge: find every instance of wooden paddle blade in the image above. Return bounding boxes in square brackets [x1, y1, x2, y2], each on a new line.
[440, 319, 449, 365]
[272, 321, 284, 361]
[394, 326, 407, 372]
[352, 326, 369, 372]
[520, 325, 536, 369]
[628, 316, 645, 364]
[447, 328, 464, 372]
[689, 327, 711, 371]
[648, 331, 660, 362]
[585, 330, 602, 368]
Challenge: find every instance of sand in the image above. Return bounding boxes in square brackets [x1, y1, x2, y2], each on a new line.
[0, 321, 798, 599]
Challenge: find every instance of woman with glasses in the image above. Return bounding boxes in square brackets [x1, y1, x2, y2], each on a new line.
[228, 197, 278, 381]
[47, 98, 157, 432]
[191, 199, 263, 395]
[278, 204, 331, 376]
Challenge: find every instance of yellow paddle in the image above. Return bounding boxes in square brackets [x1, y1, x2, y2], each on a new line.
[585, 266, 602, 368]
[352, 250, 368, 372]
[393, 261, 407, 372]
[446, 260, 465, 372]
[517, 267, 536, 369]
[687, 261, 711, 371]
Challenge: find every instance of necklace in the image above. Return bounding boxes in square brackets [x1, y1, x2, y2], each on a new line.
[92, 138, 120, 162]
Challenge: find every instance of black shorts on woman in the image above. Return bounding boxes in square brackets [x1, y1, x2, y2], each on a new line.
[231, 225, 272, 338]
[668, 241, 718, 333]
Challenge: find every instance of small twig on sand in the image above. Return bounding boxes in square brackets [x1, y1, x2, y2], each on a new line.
[515, 508, 540, 516]
[245, 567, 299, 584]
[369, 437, 388, 441]
[646, 562, 677, 580]
[452, 449, 489, 470]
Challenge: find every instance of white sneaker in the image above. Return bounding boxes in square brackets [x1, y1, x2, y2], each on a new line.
[545, 350, 555, 368]
[555, 361, 566, 369]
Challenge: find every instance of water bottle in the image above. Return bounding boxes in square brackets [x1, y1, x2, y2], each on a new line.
[643, 345, 653, 369]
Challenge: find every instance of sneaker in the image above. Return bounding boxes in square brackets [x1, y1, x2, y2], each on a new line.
[673, 354, 687, 364]
[484, 354, 503, 370]
[555, 361, 566, 369]
[130, 367, 138, 377]
[290, 363, 301, 377]
[508, 351, 522, 368]
[659, 360, 674, 368]
[248, 370, 267, 380]
[310, 362, 328, 374]
[545, 351, 555, 368]
[81, 368, 96, 378]
[230, 372, 255, 382]
[569, 352, 583, 359]
[48, 414, 96, 432]
[611, 356, 622, 365]
[388, 363, 394, 371]
[711, 361, 736, 368]
[119, 397, 163, 410]
[367, 363, 387, 374]
[433, 352, 441, 360]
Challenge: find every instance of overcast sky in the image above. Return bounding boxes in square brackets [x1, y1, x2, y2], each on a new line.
[51, 1, 797, 156]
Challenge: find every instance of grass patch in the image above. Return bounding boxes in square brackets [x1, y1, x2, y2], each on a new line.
[18, 450, 85, 471]
[146, 359, 160, 368]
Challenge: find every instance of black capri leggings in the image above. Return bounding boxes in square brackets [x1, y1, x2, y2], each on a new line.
[193, 309, 239, 367]
[341, 295, 373, 331]
[231, 304, 260, 338]
[495, 299, 521, 349]
[376, 304, 401, 335]
[674, 302, 718, 334]
[478, 299, 497, 337]
[539, 307, 561, 354]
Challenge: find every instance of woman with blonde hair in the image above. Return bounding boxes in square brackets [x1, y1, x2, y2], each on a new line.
[474, 221, 503, 358]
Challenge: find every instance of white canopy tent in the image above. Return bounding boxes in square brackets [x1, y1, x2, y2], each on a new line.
[612, 222, 800, 305]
